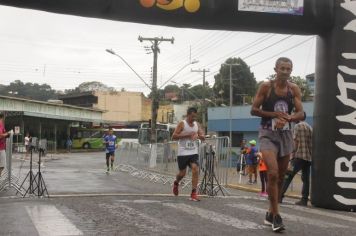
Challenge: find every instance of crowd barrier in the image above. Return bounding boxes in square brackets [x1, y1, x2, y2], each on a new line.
[115, 137, 231, 194]
[0, 133, 25, 195]
[116, 136, 301, 196]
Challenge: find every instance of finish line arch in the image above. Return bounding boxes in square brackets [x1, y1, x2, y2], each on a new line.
[0, 0, 355, 211]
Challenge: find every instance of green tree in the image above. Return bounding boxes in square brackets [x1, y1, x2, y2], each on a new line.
[213, 58, 257, 105]
[65, 81, 115, 94]
[0, 80, 58, 101]
[289, 76, 311, 101]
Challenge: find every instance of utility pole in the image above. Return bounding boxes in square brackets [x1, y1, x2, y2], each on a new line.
[191, 68, 210, 132]
[139, 36, 174, 143]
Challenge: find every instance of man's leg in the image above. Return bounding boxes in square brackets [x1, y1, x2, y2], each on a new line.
[106, 153, 110, 171]
[281, 158, 303, 200]
[191, 163, 199, 191]
[0, 167, 3, 177]
[111, 154, 115, 169]
[190, 162, 200, 201]
[300, 160, 311, 202]
[262, 150, 279, 215]
[277, 155, 290, 203]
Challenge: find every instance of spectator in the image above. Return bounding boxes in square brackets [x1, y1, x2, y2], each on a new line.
[246, 140, 258, 184]
[0, 113, 10, 177]
[258, 151, 268, 197]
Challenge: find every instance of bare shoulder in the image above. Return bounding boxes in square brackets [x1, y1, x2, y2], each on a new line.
[288, 81, 301, 95]
[258, 81, 271, 93]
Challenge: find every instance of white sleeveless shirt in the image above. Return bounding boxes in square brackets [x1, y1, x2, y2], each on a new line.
[177, 120, 199, 156]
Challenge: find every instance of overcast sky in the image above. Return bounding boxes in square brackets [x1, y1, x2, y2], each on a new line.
[0, 5, 316, 96]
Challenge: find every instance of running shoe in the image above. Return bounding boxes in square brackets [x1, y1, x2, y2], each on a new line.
[264, 212, 273, 226]
[272, 214, 285, 232]
[190, 190, 201, 202]
[111, 166, 114, 171]
[173, 181, 179, 196]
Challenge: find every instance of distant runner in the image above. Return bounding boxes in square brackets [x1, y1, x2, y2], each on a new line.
[103, 128, 117, 173]
[172, 107, 205, 201]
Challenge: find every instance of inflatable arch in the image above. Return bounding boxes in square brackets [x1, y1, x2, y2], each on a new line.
[0, 0, 355, 211]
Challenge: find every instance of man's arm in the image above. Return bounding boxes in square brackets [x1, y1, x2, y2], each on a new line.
[289, 83, 304, 122]
[197, 123, 205, 141]
[172, 121, 193, 140]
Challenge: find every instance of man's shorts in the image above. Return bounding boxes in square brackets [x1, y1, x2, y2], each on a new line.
[106, 151, 115, 158]
[259, 129, 293, 158]
[0, 150, 6, 168]
[177, 154, 199, 170]
[247, 164, 257, 174]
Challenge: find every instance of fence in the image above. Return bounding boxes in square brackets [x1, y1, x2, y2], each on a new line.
[116, 136, 302, 197]
[0, 133, 25, 195]
[115, 137, 231, 194]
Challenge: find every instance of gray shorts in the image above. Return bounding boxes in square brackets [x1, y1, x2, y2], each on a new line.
[0, 150, 6, 168]
[258, 129, 293, 158]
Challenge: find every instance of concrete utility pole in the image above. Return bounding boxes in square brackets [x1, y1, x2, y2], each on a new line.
[139, 36, 174, 143]
[191, 68, 210, 132]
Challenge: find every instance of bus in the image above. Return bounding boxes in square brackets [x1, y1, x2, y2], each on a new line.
[71, 127, 138, 149]
[138, 122, 177, 144]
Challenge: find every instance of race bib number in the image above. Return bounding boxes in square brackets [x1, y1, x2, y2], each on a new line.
[185, 140, 196, 150]
[272, 119, 290, 131]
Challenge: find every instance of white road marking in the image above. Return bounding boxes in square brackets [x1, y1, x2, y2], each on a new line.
[163, 203, 263, 230]
[282, 204, 356, 223]
[100, 203, 177, 232]
[26, 205, 83, 236]
[228, 204, 348, 229]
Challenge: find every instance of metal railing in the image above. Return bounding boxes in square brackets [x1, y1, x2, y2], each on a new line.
[0, 133, 25, 195]
[115, 137, 230, 194]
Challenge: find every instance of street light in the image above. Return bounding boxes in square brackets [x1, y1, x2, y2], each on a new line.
[159, 59, 199, 89]
[105, 49, 151, 89]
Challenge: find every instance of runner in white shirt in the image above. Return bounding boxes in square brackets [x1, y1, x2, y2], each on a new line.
[172, 107, 205, 201]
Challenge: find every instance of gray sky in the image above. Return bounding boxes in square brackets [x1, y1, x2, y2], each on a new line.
[0, 5, 316, 96]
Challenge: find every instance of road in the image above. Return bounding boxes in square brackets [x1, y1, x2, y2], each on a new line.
[0, 152, 355, 235]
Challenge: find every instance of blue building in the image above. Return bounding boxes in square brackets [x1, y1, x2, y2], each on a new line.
[208, 102, 314, 148]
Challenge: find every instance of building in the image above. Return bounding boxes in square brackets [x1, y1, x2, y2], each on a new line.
[306, 73, 315, 97]
[60, 91, 175, 125]
[0, 95, 103, 151]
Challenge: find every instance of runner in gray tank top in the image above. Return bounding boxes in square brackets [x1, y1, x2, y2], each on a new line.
[251, 57, 304, 232]
[172, 107, 205, 201]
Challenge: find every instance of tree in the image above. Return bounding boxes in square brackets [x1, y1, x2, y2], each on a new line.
[213, 58, 257, 105]
[65, 81, 115, 94]
[289, 76, 312, 101]
[0, 80, 58, 101]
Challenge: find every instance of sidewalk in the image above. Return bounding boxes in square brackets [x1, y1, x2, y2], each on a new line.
[226, 169, 303, 199]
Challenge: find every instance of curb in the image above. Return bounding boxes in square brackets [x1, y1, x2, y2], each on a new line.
[226, 184, 301, 199]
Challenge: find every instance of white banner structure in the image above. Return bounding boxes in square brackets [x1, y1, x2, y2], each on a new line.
[238, 0, 304, 15]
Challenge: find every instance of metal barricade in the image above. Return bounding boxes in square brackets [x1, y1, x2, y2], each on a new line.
[115, 137, 230, 192]
[0, 133, 25, 195]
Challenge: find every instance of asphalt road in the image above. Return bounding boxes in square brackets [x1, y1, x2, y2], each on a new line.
[0, 152, 355, 236]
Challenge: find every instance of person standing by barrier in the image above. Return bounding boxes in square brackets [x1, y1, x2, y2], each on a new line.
[251, 57, 304, 232]
[246, 140, 258, 184]
[24, 133, 31, 159]
[66, 136, 72, 153]
[258, 151, 268, 197]
[237, 139, 247, 176]
[172, 107, 205, 201]
[0, 113, 10, 177]
[281, 113, 312, 206]
[104, 128, 117, 173]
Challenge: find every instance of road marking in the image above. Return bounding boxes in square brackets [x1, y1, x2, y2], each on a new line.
[26, 205, 83, 236]
[163, 203, 263, 230]
[281, 204, 356, 223]
[227, 204, 348, 229]
[100, 203, 177, 232]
